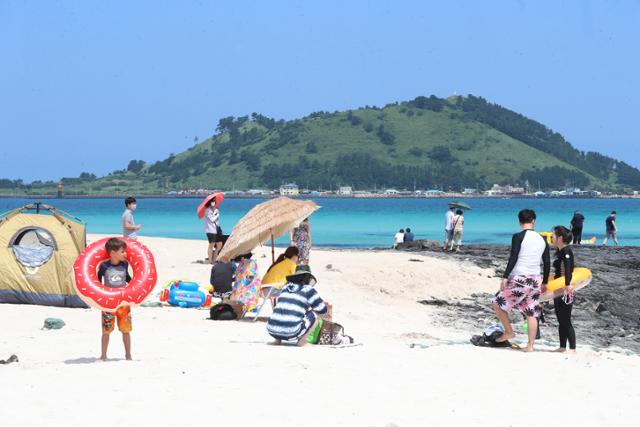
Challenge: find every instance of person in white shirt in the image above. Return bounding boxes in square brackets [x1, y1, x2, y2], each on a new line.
[122, 197, 141, 240]
[491, 209, 550, 352]
[443, 206, 455, 249]
[449, 210, 464, 252]
[393, 229, 405, 248]
[203, 200, 222, 264]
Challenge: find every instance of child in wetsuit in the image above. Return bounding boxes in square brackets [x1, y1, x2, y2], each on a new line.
[551, 226, 576, 354]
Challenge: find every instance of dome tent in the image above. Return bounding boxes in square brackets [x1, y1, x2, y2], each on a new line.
[0, 203, 88, 308]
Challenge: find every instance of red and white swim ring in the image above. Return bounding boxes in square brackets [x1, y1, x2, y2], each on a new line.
[73, 237, 158, 312]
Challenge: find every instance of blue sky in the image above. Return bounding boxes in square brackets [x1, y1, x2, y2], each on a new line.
[1, 0, 639, 182]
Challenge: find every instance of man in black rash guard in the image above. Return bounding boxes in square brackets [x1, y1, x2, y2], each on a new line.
[570, 211, 585, 245]
[551, 226, 577, 353]
[491, 209, 550, 352]
[602, 211, 618, 246]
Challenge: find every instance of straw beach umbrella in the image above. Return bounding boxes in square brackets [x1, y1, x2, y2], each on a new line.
[218, 197, 319, 262]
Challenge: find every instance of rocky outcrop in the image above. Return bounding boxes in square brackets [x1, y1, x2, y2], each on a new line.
[408, 244, 640, 352]
[394, 240, 442, 251]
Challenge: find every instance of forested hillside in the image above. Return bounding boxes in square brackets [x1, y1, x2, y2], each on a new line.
[5, 95, 640, 194]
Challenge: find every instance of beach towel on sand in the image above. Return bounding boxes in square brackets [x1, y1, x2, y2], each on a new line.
[231, 258, 260, 311]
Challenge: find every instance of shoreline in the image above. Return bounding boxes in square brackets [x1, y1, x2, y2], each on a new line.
[2, 194, 640, 200]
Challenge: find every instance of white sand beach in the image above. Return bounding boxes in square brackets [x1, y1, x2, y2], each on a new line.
[1, 235, 639, 427]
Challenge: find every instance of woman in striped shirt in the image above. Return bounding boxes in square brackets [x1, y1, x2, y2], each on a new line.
[267, 265, 328, 346]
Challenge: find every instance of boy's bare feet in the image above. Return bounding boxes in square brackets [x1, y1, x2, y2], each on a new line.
[522, 346, 535, 353]
[125, 354, 132, 360]
[552, 348, 566, 353]
[100, 355, 107, 361]
[495, 332, 515, 343]
[565, 349, 577, 355]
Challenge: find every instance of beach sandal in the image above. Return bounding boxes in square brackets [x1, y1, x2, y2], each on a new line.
[0, 354, 18, 365]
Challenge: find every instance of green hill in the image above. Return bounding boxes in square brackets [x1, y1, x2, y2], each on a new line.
[6, 95, 640, 194]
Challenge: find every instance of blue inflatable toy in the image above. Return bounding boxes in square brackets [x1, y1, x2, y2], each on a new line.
[159, 280, 212, 308]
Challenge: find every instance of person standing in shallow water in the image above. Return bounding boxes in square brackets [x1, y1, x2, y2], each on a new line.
[291, 218, 312, 265]
[602, 211, 618, 246]
[122, 197, 141, 240]
[443, 206, 455, 250]
[449, 210, 464, 252]
[491, 209, 550, 352]
[570, 210, 585, 245]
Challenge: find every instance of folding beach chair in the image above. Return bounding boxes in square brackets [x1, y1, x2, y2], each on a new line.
[252, 283, 285, 321]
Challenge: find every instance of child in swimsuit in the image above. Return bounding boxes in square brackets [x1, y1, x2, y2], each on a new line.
[98, 238, 133, 360]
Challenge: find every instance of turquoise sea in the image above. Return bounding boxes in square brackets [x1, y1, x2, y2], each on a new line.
[1, 198, 639, 247]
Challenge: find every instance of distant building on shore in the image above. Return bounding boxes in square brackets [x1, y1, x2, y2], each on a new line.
[279, 183, 299, 196]
[338, 186, 353, 195]
[486, 184, 525, 195]
[384, 188, 399, 195]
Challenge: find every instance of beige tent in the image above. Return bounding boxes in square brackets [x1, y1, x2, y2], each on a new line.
[0, 203, 87, 307]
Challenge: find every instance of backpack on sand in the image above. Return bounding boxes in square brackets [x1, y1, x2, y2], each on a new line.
[210, 303, 237, 321]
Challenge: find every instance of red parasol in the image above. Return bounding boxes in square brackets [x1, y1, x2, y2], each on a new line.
[197, 192, 225, 219]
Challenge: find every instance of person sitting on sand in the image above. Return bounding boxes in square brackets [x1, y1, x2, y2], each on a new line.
[403, 228, 415, 242]
[262, 246, 299, 286]
[97, 238, 133, 361]
[210, 257, 235, 298]
[267, 265, 328, 346]
[491, 209, 550, 352]
[551, 226, 577, 354]
[394, 229, 405, 248]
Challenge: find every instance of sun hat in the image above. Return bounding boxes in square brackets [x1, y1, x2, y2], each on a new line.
[286, 265, 317, 286]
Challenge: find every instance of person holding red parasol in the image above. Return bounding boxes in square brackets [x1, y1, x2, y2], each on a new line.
[197, 193, 225, 263]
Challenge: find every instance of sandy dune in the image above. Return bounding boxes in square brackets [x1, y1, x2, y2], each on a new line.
[1, 235, 638, 426]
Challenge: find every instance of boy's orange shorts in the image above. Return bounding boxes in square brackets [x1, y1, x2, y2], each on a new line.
[101, 306, 132, 334]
